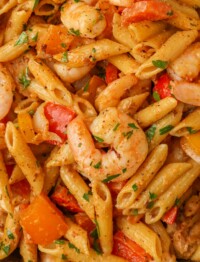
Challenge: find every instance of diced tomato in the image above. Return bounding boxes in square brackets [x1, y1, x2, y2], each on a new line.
[51, 185, 83, 213]
[121, 1, 174, 25]
[44, 102, 76, 144]
[162, 206, 178, 224]
[11, 179, 31, 199]
[74, 212, 95, 234]
[153, 73, 172, 99]
[113, 231, 152, 262]
[105, 63, 119, 84]
[20, 193, 68, 245]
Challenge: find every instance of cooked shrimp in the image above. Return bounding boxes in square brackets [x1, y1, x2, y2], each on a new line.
[53, 62, 94, 83]
[0, 63, 14, 120]
[61, 2, 106, 38]
[67, 107, 148, 182]
[168, 42, 200, 82]
[171, 81, 200, 106]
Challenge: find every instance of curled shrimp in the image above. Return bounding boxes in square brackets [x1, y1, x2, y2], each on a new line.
[167, 42, 200, 106]
[67, 107, 148, 182]
[61, 2, 106, 38]
[0, 63, 14, 120]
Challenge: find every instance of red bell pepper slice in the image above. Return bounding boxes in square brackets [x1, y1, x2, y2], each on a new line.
[153, 73, 172, 100]
[162, 206, 178, 224]
[44, 102, 76, 144]
[105, 63, 119, 84]
[51, 185, 83, 213]
[112, 231, 152, 262]
[121, 1, 174, 25]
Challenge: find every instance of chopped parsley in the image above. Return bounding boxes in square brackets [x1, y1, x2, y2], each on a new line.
[186, 127, 198, 134]
[7, 230, 14, 240]
[132, 209, 138, 216]
[90, 228, 98, 239]
[54, 239, 65, 245]
[68, 242, 80, 253]
[128, 123, 138, 129]
[69, 28, 80, 36]
[122, 168, 127, 173]
[159, 125, 174, 135]
[2, 244, 10, 255]
[147, 201, 155, 209]
[132, 184, 138, 192]
[61, 254, 67, 260]
[174, 197, 180, 206]
[19, 67, 31, 89]
[5, 186, 9, 198]
[122, 130, 133, 139]
[152, 60, 168, 69]
[28, 109, 35, 116]
[33, 0, 40, 10]
[78, 143, 82, 147]
[93, 161, 101, 169]
[32, 32, 38, 42]
[102, 174, 120, 183]
[96, 66, 105, 79]
[92, 48, 96, 53]
[83, 191, 92, 202]
[61, 51, 68, 62]
[83, 81, 89, 92]
[74, 0, 80, 2]
[93, 135, 104, 143]
[92, 239, 102, 255]
[14, 31, 28, 46]
[113, 123, 120, 131]
[153, 91, 160, 101]
[145, 124, 157, 142]
[149, 192, 157, 200]
[61, 43, 67, 48]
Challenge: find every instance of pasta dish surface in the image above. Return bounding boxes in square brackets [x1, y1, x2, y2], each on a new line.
[0, 0, 200, 261]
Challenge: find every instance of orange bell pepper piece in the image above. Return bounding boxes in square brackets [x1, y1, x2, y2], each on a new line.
[20, 193, 68, 245]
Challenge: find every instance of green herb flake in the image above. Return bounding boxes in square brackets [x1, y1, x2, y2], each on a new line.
[14, 31, 28, 46]
[78, 143, 82, 147]
[33, 0, 40, 10]
[113, 123, 120, 131]
[128, 123, 138, 129]
[74, 0, 80, 2]
[174, 198, 180, 206]
[149, 192, 157, 200]
[69, 28, 80, 36]
[7, 230, 14, 240]
[94, 219, 100, 237]
[102, 174, 120, 183]
[186, 127, 198, 134]
[93, 135, 104, 143]
[147, 201, 155, 209]
[122, 130, 133, 140]
[132, 209, 138, 216]
[96, 66, 105, 79]
[93, 161, 101, 169]
[167, 10, 174, 16]
[32, 32, 38, 42]
[2, 244, 10, 255]
[92, 48, 96, 53]
[153, 91, 160, 101]
[145, 125, 157, 142]
[93, 239, 102, 255]
[83, 81, 89, 92]
[61, 43, 67, 48]
[54, 239, 65, 245]
[61, 254, 67, 260]
[19, 68, 31, 89]
[122, 168, 127, 173]
[5, 186, 9, 198]
[152, 60, 168, 69]
[68, 242, 80, 253]
[132, 183, 138, 192]
[61, 51, 68, 62]
[90, 228, 98, 239]
[159, 125, 174, 135]
[83, 191, 92, 202]
[28, 109, 35, 116]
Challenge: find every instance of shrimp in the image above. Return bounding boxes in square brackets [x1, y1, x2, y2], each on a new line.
[0, 63, 14, 120]
[168, 42, 200, 82]
[167, 42, 200, 106]
[61, 2, 106, 39]
[67, 107, 148, 182]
